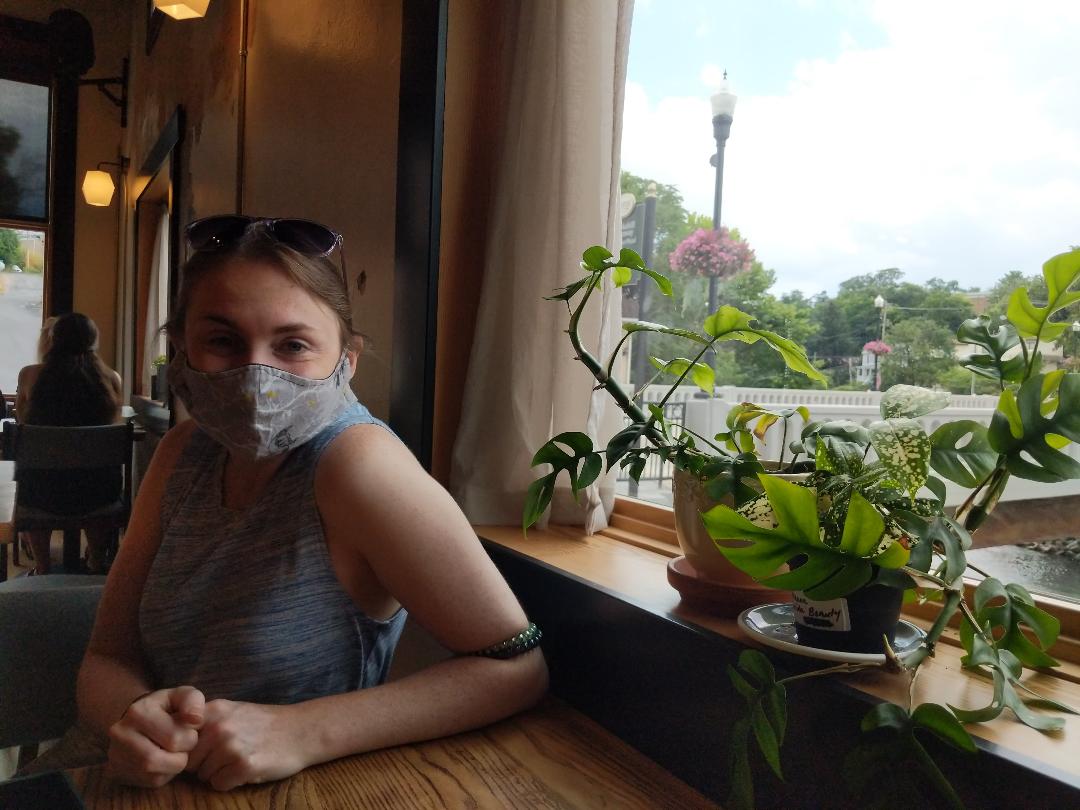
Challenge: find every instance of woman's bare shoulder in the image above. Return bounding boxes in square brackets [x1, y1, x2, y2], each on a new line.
[153, 418, 199, 470]
[16, 363, 42, 386]
[315, 423, 424, 499]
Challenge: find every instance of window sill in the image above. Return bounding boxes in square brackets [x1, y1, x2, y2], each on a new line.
[475, 523, 1080, 791]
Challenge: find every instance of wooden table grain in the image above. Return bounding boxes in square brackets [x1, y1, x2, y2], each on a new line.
[69, 698, 718, 809]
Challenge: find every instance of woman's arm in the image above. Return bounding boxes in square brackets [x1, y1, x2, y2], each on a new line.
[186, 424, 548, 790]
[14, 364, 37, 422]
[77, 419, 197, 731]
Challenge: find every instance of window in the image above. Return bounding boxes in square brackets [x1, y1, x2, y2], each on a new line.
[0, 75, 51, 397]
[0, 78, 50, 222]
[613, 2, 1080, 604]
[0, 227, 46, 394]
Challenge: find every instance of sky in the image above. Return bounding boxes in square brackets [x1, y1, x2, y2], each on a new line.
[621, 0, 1080, 297]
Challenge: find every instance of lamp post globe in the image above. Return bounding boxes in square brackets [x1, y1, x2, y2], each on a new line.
[707, 72, 736, 366]
[872, 295, 887, 391]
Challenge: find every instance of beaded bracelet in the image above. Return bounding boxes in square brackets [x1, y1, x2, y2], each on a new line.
[466, 622, 542, 660]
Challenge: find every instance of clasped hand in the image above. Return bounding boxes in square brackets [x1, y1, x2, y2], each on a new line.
[107, 686, 306, 790]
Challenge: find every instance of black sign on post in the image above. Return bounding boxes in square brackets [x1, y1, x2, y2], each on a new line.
[621, 205, 645, 257]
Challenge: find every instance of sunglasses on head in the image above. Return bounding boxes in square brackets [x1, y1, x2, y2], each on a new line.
[185, 215, 343, 257]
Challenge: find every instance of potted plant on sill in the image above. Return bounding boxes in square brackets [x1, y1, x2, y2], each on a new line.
[522, 245, 827, 612]
[150, 354, 168, 402]
[523, 244, 1079, 808]
[712, 248, 1080, 807]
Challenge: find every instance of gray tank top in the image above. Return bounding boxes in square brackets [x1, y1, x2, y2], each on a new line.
[139, 402, 407, 704]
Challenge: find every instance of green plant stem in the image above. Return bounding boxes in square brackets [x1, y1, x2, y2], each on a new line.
[652, 338, 717, 413]
[603, 331, 635, 382]
[779, 419, 789, 469]
[568, 273, 650, 425]
[910, 734, 967, 810]
[673, 424, 730, 456]
[778, 662, 880, 685]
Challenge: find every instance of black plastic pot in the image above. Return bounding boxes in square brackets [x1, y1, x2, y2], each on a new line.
[792, 581, 904, 654]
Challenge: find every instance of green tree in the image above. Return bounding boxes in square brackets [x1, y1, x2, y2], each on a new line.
[881, 317, 956, 388]
[0, 228, 21, 267]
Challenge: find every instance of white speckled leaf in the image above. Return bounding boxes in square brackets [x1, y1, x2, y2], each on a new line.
[880, 385, 950, 419]
[870, 417, 931, 499]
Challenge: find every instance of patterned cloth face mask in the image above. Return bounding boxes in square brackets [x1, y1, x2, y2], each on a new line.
[168, 350, 357, 459]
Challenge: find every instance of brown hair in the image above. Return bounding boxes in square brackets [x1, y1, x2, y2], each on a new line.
[165, 223, 359, 349]
[27, 312, 120, 426]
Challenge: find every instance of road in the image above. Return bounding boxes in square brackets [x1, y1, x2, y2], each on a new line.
[0, 271, 44, 393]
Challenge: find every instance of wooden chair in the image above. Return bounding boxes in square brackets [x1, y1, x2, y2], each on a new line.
[3, 423, 134, 578]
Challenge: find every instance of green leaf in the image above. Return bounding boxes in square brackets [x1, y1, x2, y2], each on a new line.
[605, 424, 645, 470]
[800, 420, 871, 467]
[611, 265, 632, 287]
[860, 702, 911, 733]
[581, 245, 613, 270]
[988, 373, 1080, 482]
[639, 267, 674, 296]
[924, 517, 970, 584]
[544, 277, 591, 302]
[911, 704, 978, 753]
[870, 418, 932, 500]
[880, 385, 950, 419]
[649, 356, 715, 395]
[616, 247, 645, 269]
[1006, 249, 1080, 341]
[726, 717, 754, 810]
[703, 477, 906, 599]
[929, 421, 999, 488]
[838, 491, 886, 557]
[763, 685, 788, 748]
[750, 702, 784, 780]
[522, 473, 556, 529]
[701, 306, 827, 384]
[1002, 681, 1066, 731]
[956, 316, 1026, 383]
[575, 452, 604, 492]
[735, 649, 776, 688]
[967, 578, 1061, 668]
[727, 664, 758, 702]
[621, 321, 706, 343]
[691, 362, 715, 394]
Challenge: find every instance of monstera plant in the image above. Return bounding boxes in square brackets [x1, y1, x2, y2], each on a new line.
[523, 243, 1080, 809]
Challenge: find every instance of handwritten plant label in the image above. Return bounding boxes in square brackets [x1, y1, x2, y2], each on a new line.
[792, 592, 851, 632]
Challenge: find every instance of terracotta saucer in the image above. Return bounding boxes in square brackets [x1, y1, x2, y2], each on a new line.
[667, 555, 791, 617]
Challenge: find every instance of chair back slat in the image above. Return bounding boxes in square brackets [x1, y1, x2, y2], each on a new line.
[10, 424, 134, 470]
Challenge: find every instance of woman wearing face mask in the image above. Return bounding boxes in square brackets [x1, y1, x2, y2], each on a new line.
[75, 217, 547, 791]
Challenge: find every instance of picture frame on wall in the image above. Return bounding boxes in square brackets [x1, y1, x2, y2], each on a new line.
[146, 1, 165, 55]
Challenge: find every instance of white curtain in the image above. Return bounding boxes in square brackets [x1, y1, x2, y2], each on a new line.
[450, 1, 634, 531]
[142, 208, 170, 397]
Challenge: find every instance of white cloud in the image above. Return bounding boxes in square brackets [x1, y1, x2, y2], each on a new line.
[621, 1, 1080, 293]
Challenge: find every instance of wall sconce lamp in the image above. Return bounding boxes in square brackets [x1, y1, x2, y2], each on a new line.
[79, 57, 129, 128]
[154, 0, 211, 20]
[82, 158, 130, 207]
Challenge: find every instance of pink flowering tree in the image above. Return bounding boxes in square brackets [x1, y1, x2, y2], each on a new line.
[669, 227, 754, 279]
[863, 340, 892, 356]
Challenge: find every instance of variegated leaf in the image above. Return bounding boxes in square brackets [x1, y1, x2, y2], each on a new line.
[870, 418, 931, 500]
[880, 385, 950, 420]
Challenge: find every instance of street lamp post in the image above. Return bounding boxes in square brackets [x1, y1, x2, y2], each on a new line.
[707, 72, 736, 366]
[873, 294, 887, 391]
[1068, 320, 1080, 363]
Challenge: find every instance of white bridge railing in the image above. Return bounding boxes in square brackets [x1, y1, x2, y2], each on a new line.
[634, 385, 1080, 507]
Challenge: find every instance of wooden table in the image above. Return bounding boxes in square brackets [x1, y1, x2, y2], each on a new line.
[70, 699, 717, 809]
